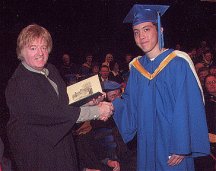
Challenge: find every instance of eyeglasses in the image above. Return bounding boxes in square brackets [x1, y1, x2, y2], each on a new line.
[206, 80, 216, 85]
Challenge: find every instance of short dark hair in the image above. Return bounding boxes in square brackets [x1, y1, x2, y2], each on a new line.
[203, 49, 212, 55]
[109, 60, 118, 71]
[210, 65, 216, 70]
[100, 65, 109, 70]
[198, 67, 209, 74]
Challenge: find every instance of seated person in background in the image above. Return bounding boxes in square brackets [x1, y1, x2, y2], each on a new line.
[99, 65, 110, 82]
[195, 62, 205, 73]
[195, 74, 216, 171]
[119, 53, 133, 74]
[209, 65, 216, 76]
[204, 74, 216, 136]
[109, 60, 123, 84]
[102, 53, 114, 68]
[121, 71, 130, 92]
[198, 67, 210, 87]
[92, 81, 137, 171]
[79, 53, 93, 79]
[197, 67, 210, 98]
[89, 62, 100, 77]
[73, 121, 120, 171]
[188, 47, 200, 64]
[59, 53, 80, 85]
[104, 81, 122, 102]
[175, 43, 181, 51]
[197, 40, 209, 57]
[201, 50, 216, 68]
[103, 81, 136, 171]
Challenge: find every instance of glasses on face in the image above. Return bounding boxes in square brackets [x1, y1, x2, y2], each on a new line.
[206, 80, 216, 85]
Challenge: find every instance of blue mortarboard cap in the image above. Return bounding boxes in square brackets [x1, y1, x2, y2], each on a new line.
[103, 80, 121, 92]
[123, 4, 169, 49]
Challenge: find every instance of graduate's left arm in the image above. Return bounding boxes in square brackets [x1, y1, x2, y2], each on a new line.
[169, 58, 209, 157]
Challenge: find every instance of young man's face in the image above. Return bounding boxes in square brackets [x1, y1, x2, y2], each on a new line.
[21, 37, 49, 71]
[133, 22, 159, 54]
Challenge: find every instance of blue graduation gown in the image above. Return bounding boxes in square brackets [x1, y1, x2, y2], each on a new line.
[113, 49, 210, 171]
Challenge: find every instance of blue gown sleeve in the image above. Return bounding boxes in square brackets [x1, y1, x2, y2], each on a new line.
[113, 67, 138, 143]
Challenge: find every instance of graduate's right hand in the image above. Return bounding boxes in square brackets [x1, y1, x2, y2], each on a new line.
[167, 154, 184, 166]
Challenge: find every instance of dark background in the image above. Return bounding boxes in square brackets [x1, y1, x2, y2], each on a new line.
[0, 0, 215, 123]
[1, 0, 216, 63]
[0, 0, 215, 165]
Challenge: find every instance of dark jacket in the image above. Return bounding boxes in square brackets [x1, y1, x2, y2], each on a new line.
[205, 95, 216, 135]
[5, 63, 80, 171]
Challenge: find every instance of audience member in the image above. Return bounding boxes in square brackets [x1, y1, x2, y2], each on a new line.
[201, 50, 216, 68]
[175, 43, 181, 51]
[198, 67, 210, 87]
[204, 74, 216, 135]
[91, 62, 100, 76]
[121, 71, 130, 92]
[73, 121, 120, 171]
[188, 47, 200, 64]
[99, 65, 110, 82]
[197, 40, 209, 57]
[59, 53, 80, 85]
[195, 62, 205, 73]
[103, 80, 136, 171]
[80, 53, 93, 79]
[102, 53, 114, 68]
[209, 65, 216, 76]
[92, 80, 137, 171]
[195, 74, 216, 171]
[120, 53, 133, 74]
[109, 60, 123, 84]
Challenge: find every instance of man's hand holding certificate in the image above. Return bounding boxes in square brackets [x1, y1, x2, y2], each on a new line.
[70, 75, 114, 123]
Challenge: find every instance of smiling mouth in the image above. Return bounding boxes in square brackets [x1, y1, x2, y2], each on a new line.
[141, 42, 148, 45]
[35, 57, 44, 61]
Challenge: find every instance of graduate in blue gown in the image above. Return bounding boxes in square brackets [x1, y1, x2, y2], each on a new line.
[112, 4, 210, 171]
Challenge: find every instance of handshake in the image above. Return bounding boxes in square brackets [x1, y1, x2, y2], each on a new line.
[88, 94, 114, 121]
[77, 94, 114, 123]
[97, 101, 114, 121]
